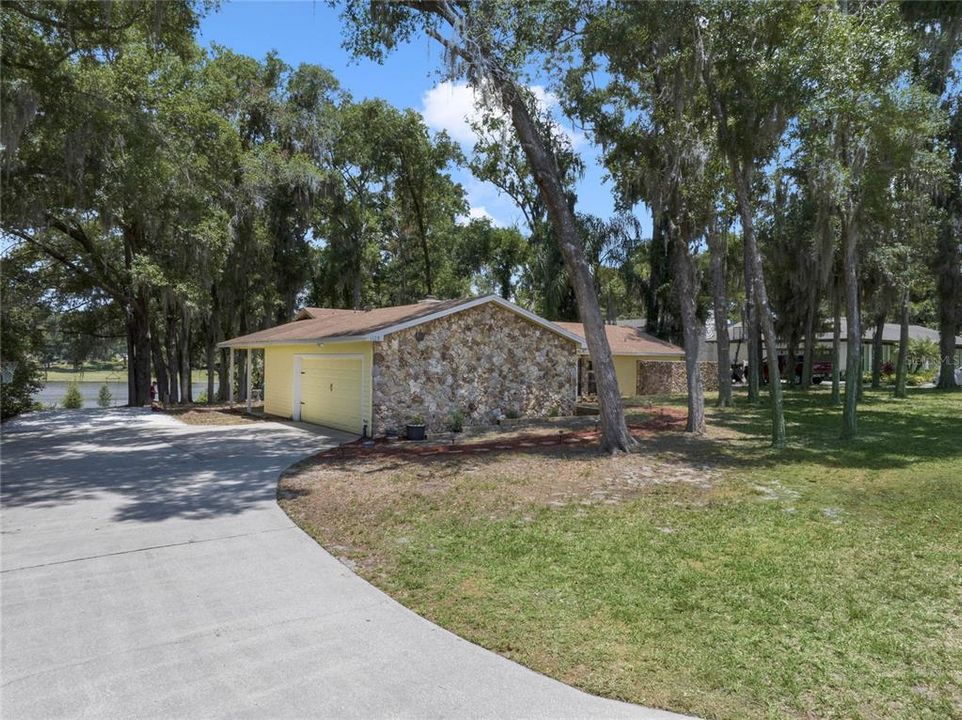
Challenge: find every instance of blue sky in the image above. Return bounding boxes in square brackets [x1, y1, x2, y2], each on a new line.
[198, 1, 638, 233]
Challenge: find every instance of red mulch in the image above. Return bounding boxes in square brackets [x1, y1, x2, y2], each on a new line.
[316, 407, 688, 461]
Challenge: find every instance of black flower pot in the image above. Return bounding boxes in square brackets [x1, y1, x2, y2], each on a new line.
[405, 424, 427, 441]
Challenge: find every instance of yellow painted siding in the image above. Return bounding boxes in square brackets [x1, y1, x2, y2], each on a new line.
[263, 342, 373, 432]
[613, 356, 637, 397]
[612, 353, 685, 397]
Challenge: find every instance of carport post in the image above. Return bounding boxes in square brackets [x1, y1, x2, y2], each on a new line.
[246, 348, 253, 415]
[228, 347, 234, 406]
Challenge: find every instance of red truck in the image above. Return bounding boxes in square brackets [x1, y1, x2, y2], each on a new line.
[760, 354, 833, 384]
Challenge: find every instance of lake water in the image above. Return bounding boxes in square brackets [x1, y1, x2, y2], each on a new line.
[34, 381, 219, 408]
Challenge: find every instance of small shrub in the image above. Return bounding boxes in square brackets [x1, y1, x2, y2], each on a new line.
[504, 408, 520, 420]
[197, 390, 209, 404]
[906, 372, 935, 387]
[97, 383, 112, 408]
[906, 337, 940, 372]
[0, 358, 45, 420]
[409, 413, 424, 426]
[62, 381, 84, 409]
[548, 404, 561, 418]
[448, 409, 464, 433]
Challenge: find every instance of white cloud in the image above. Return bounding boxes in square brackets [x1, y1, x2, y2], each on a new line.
[420, 80, 581, 148]
[456, 205, 504, 228]
[421, 81, 483, 145]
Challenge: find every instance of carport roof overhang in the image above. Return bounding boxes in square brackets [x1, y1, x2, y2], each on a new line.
[216, 335, 364, 350]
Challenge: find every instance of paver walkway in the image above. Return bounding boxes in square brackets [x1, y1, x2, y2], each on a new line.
[1, 408, 691, 719]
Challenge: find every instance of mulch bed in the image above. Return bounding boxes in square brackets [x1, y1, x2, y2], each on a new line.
[161, 402, 270, 425]
[316, 407, 688, 461]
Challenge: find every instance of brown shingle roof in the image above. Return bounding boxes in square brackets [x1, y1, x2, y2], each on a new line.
[219, 297, 587, 348]
[220, 298, 473, 347]
[555, 322, 684, 356]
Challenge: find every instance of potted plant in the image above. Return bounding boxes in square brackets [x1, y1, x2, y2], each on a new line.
[406, 414, 427, 441]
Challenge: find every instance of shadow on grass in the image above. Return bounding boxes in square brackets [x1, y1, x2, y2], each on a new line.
[705, 387, 962, 471]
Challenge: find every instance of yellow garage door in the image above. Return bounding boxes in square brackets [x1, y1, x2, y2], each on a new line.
[298, 357, 364, 433]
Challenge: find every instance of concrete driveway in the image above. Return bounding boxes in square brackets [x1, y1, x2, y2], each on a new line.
[1, 409, 689, 719]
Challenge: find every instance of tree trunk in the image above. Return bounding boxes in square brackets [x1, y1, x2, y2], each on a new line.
[414, 4, 631, 451]
[130, 288, 152, 406]
[178, 314, 191, 404]
[206, 339, 216, 405]
[165, 309, 180, 405]
[500, 75, 632, 452]
[800, 287, 818, 390]
[831, 288, 842, 405]
[415, 206, 434, 297]
[647, 208, 670, 338]
[870, 311, 885, 389]
[218, 347, 229, 402]
[123, 234, 136, 406]
[841, 215, 860, 439]
[935, 223, 960, 388]
[207, 287, 219, 404]
[125, 316, 137, 406]
[672, 234, 706, 433]
[894, 289, 909, 399]
[743, 239, 760, 405]
[236, 350, 247, 402]
[352, 254, 363, 310]
[786, 333, 798, 385]
[708, 222, 732, 407]
[735, 177, 785, 447]
[149, 330, 170, 406]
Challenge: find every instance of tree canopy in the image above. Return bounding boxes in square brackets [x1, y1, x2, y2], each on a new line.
[2, 0, 959, 447]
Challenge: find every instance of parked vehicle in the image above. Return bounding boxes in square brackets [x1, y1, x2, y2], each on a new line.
[933, 365, 962, 386]
[759, 354, 833, 384]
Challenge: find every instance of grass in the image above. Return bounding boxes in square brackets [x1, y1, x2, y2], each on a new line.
[280, 388, 962, 720]
[43, 362, 210, 383]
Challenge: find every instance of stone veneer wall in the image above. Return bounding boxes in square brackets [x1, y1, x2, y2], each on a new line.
[635, 360, 719, 396]
[372, 302, 578, 434]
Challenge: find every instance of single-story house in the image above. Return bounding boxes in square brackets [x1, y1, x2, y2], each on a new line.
[703, 319, 962, 372]
[553, 323, 703, 397]
[813, 320, 962, 371]
[218, 296, 585, 435]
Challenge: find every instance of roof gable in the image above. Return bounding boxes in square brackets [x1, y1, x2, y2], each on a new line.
[219, 296, 586, 348]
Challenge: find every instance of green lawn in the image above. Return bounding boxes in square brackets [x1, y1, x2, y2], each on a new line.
[43, 363, 210, 383]
[281, 389, 962, 720]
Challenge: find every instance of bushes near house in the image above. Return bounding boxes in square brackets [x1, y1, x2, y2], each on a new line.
[62, 382, 83, 409]
[97, 383, 113, 408]
[448, 409, 464, 433]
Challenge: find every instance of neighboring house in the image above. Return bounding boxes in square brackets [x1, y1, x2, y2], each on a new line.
[813, 320, 962, 372]
[614, 317, 647, 330]
[703, 319, 962, 372]
[554, 323, 693, 397]
[219, 296, 585, 435]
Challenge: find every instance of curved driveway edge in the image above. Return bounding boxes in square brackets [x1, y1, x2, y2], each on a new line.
[1, 409, 693, 719]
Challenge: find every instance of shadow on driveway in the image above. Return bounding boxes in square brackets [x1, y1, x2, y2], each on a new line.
[1, 407, 352, 523]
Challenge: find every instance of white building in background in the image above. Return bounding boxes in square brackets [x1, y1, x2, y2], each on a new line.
[702, 319, 961, 372]
[616, 315, 961, 373]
